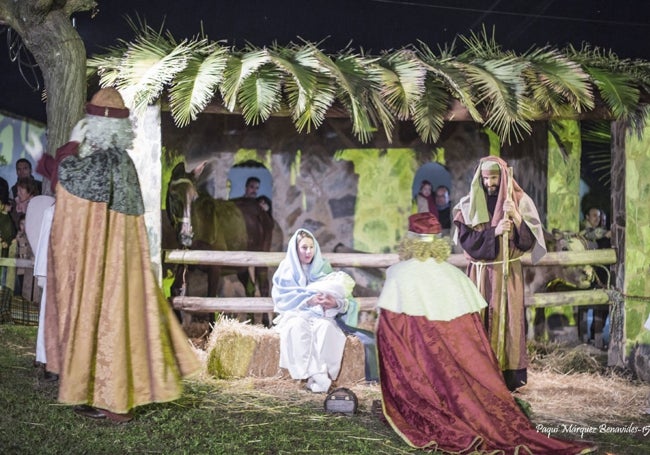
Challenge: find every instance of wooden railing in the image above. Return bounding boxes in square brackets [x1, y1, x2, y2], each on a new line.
[165, 248, 617, 314]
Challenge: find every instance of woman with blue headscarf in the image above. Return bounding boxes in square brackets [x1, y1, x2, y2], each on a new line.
[272, 229, 353, 393]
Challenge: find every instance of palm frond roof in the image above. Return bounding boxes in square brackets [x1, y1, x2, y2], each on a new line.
[87, 25, 650, 144]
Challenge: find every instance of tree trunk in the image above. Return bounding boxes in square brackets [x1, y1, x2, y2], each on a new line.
[0, 0, 95, 159]
[24, 11, 87, 155]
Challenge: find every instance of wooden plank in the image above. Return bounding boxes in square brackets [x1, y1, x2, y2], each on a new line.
[530, 249, 616, 267]
[164, 248, 616, 268]
[173, 290, 611, 314]
[524, 289, 610, 308]
[172, 296, 378, 313]
[0, 258, 34, 268]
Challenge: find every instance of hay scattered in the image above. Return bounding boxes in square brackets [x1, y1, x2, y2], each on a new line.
[188, 319, 650, 426]
[529, 341, 606, 374]
[520, 369, 650, 424]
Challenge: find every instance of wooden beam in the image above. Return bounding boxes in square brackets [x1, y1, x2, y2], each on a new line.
[172, 296, 378, 313]
[162, 99, 615, 121]
[164, 248, 617, 268]
[0, 258, 35, 268]
[173, 290, 611, 314]
[524, 289, 610, 308]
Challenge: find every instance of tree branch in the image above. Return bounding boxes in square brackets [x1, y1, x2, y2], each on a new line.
[0, 0, 18, 30]
[63, 0, 97, 17]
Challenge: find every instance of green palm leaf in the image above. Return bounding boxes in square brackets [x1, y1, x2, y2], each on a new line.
[376, 50, 426, 120]
[220, 48, 271, 112]
[308, 46, 393, 143]
[238, 63, 284, 125]
[266, 44, 336, 133]
[415, 43, 483, 124]
[584, 67, 639, 119]
[411, 77, 449, 143]
[458, 57, 532, 143]
[522, 47, 594, 115]
[87, 46, 129, 86]
[458, 28, 534, 142]
[113, 29, 192, 114]
[168, 41, 229, 127]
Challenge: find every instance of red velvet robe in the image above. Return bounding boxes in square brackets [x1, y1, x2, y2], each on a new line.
[377, 308, 596, 454]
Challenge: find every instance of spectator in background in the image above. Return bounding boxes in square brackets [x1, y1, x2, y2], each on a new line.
[579, 206, 612, 348]
[434, 185, 452, 233]
[244, 176, 260, 198]
[11, 177, 39, 229]
[415, 180, 439, 219]
[0, 177, 9, 207]
[580, 207, 611, 250]
[257, 195, 272, 216]
[12, 158, 42, 199]
[0, 181, 16, 257]
[14, 213, 35, 298]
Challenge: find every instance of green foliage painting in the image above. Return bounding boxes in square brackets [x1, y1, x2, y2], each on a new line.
[547, 120, 582, 232]
[624, 120, 650, 346]
[335, 148, 416, 253]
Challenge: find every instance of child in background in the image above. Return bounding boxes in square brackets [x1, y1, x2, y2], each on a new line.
[15, 214, 36, 299]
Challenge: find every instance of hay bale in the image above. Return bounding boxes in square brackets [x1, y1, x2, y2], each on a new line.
[205, 317, 367, 386]
[206, 318, 280, 379]
[336, 335, 366, 385]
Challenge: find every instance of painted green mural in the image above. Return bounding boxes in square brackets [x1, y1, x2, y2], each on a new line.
[233, 148, 272, 169]
[624, 121, 650, 347]
[335, 148, 416, 253]
[543, 120, 582, 325]
[547, 120, 581, 232]
[0, 122, 14, 166]
[483, 128, 501, 157]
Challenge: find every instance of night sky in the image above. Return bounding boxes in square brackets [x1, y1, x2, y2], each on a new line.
[2, 0, 650, 122]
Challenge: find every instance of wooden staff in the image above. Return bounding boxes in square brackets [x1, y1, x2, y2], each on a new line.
[496, 166, 513, 369]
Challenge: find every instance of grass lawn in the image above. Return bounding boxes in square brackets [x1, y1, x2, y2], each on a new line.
[1, 324, 649, 454]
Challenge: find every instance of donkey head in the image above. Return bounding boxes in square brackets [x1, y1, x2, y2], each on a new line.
[166, 162, 203, 248]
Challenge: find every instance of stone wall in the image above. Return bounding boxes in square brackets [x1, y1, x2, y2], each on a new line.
[162, 114, 511, 257]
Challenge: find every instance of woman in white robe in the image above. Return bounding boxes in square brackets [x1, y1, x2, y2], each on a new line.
[272, 229, 353, 393]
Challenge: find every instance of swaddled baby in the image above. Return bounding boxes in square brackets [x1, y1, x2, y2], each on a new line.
[306, 271, 355, 318]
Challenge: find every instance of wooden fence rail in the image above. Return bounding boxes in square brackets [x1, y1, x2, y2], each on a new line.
[165, 248, 617, 314]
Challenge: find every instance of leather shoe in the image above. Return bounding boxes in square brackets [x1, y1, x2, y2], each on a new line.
[73, 405, 106, 420]
[43, 371, 59, 382]
[100, 408, 134, 423]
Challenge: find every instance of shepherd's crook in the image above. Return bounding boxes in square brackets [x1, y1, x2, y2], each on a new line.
[496, 166, 513, 370]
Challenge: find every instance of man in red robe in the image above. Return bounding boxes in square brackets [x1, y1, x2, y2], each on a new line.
[376, 212, 594, 454]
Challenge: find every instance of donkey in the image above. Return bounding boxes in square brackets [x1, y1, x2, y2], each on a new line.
[523, 229, 604, 340]
[166, 162, 274, 318]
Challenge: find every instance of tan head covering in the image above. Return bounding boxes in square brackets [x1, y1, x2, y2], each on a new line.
[458, 156, 523, 228]
[480, 160, 501, 175]
[453, 156, 547, 263]
[86, 88, 130, 118]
